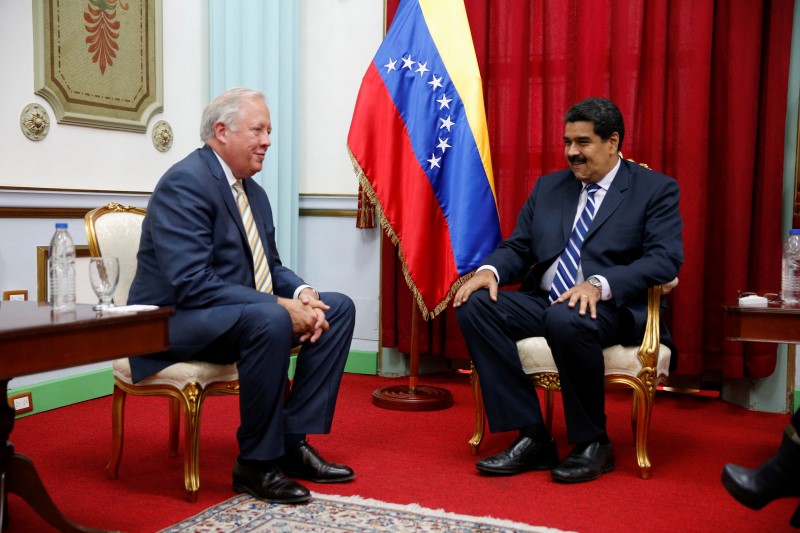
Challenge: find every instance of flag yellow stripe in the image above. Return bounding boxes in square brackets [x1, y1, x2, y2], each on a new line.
[418, 0, 496, 200]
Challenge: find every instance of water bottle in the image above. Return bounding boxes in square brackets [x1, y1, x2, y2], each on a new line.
[48, 222, 76, 312]
[781, 228, 800, 305]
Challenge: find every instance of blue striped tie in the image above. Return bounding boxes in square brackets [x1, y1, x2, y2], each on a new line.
[549, 183, 601, 302]
[233, 182, 273, 294]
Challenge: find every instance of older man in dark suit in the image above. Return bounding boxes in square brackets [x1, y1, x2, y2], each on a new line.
[128, 88, 356, 504]
[454, 97, 683, 483]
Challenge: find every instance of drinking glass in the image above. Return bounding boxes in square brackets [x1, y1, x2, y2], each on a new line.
[88, 257, 120, 311]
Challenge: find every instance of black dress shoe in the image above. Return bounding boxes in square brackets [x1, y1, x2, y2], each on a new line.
[232, 461, 311, 504]
[721, 427, 800, 521]
[278, 441, 355, 483]
[475, 436, 559, 475]
[551, 441, 614, 483]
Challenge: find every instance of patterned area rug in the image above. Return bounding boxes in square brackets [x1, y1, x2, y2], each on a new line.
[160, 492, 572, 532]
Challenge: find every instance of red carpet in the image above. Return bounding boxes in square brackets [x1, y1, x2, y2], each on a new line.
[5, 372, 798, 532]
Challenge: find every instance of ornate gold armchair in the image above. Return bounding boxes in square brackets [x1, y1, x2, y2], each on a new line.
[469, 279, 678, 479]
[85, 202, 240, 501]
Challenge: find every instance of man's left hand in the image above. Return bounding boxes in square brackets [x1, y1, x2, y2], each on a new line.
[298, 288, 330, 342]
[552, 280, 602, 319]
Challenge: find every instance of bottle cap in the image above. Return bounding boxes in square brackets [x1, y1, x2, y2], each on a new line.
[790, 228, 800, 235]
[55, 222, 68, 228]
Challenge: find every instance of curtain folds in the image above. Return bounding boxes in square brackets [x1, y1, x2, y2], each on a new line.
[380, 0, 794, 379]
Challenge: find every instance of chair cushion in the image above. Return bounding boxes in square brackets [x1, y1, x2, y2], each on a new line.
[113, 358, 239, 389]
[516, 337, 671, 378]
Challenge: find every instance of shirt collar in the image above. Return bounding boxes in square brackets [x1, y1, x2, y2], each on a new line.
[589, 157, 621, 192]
[210, 148, 239, 189]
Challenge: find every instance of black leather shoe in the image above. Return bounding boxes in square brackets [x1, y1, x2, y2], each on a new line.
[475, 436, 559, 475]
[721, 429, 800, 511]
[232, 461, 311, 504]
[551, 441, 614, 483]
[278, 441, 355, 483]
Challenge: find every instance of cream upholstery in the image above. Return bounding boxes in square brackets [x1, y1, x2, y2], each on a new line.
[515, 337, 672, 378]
[85, 202, 240, 502]
[469, 279, 678, 479]
[87, 209, 147, 305]
[112, 358, 238, 390]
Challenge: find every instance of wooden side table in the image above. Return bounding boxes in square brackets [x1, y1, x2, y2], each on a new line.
[723, 302, 800, 413]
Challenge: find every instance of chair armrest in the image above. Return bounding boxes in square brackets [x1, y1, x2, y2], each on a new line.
[661, 277, 679, 295]
[638, 285, 664, 364]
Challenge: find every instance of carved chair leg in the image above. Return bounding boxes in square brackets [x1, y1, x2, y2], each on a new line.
[182, 384, 202, 502]
[631, 383, 654, 480]
[106, 385, 127, 480]
[168, 397, 180, 457]
[469, 367, 485, 455]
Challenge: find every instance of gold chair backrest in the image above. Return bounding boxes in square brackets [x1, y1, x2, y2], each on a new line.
[84, 202, 146, 306]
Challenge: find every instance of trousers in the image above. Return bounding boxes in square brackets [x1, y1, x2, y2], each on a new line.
[456, 289, 623, 443]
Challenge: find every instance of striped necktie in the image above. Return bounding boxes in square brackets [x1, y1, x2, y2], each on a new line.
[549, 183, 601, 302]
[232, 181, 273, 293]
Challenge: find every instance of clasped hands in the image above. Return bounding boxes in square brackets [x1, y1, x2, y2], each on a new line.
[278, 287, 330, 343]
[453, 269, 602, 318]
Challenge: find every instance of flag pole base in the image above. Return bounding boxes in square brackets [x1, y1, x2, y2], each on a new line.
[372, 385, 453, 411]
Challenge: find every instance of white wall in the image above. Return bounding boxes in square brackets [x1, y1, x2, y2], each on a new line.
[299, 0, 384, 194]
[0, 2, 209, 192]
[2, 0, 384, 389]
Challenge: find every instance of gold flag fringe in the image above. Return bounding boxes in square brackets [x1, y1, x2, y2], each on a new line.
[347, 145, 474, 321]
[356, 182, 376, 229]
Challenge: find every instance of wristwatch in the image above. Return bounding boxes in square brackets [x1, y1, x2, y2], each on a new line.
[587, 276, 603, 292]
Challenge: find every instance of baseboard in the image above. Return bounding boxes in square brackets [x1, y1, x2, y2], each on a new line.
[8, 367, 114, 419]
[8, 350, 378, 418]
[344, 350, 379, 375]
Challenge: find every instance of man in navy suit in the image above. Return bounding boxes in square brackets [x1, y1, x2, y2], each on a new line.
[454, 97, 683, 483]
[128, 88, 356, 504]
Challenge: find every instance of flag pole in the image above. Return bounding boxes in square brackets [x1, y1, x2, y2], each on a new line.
[372, 304, 454, 411]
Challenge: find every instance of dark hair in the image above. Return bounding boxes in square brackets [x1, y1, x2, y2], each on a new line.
[564, 97, 624, 151]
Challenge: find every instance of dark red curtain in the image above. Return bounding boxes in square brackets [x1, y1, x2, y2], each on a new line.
[380, 0, 794, 379]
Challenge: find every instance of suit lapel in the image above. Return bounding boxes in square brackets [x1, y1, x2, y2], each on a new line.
[200, 145, 249, 246]
[586, 160, 630, 240]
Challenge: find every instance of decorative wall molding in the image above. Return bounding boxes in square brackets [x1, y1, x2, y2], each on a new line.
[0, 207, 91, 219]
[20, 103, 50, 141]
[0, 191, 357, 218]
[33, 0, 163, 132]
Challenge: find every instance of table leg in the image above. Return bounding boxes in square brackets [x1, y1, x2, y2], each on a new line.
[0, 380, 110, 533]
[1, 379, 13, 531]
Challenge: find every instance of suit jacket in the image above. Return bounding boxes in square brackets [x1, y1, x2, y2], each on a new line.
[487, 159, 684, 349]
[127, 144, 305, 382]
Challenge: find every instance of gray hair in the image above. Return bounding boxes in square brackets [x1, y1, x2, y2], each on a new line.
[200, 88, 266, 141]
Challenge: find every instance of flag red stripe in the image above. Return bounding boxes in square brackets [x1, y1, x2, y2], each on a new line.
[349, 63, 459, 311]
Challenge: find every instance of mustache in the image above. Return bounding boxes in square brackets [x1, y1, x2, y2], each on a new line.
[568, 155, 587, 164]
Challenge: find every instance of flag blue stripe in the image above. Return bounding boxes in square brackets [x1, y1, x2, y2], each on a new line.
[373, 0, 501, 273]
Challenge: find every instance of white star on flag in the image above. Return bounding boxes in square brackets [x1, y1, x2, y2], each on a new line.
[384, 58, 397, 73]
[427, 153, 441, 169]
[437, 137, 451, 152]
[415, 61, 430, 77]
[436, 94, 452, 109]
[439, 115, 455, 131]
[401, 55, 415, 70]
[428, 75, 443, 91]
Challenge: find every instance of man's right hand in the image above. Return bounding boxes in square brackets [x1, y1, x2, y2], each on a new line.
[452, 269, 498, 308]
[277, 296, 330, 343]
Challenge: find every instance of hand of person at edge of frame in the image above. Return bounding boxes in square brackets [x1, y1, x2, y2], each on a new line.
[453, 269, 498, 308]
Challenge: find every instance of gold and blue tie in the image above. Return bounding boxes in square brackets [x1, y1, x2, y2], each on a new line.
[232, 181, 273, 293]
[549, 183, 601, 302]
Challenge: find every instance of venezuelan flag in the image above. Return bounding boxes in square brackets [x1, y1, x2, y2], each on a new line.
[348, 0, 501, 319]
